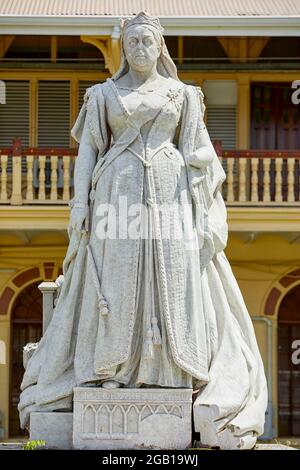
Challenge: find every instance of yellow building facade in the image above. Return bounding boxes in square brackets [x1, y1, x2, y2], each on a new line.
[0, 4, 300, 440]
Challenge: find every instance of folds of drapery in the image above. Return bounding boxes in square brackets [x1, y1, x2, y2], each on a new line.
[19, 86, 110, 427]
[178, 85, 228, 268]
[192, 250, 268, 449]
[179, 86, 268, 449]
[18, 228, 89, 428]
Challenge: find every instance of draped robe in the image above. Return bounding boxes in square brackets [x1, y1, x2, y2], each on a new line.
[18, 78, 267, 450]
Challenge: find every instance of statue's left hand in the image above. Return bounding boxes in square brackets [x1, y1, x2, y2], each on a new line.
[68, 205, 89, 236]
[188, 147, 214, 169]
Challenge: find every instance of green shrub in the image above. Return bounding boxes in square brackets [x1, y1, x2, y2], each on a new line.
[23, 439, 46, 450]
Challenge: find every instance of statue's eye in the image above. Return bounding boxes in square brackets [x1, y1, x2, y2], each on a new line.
[128, 38, 138, 47]
[143, 37, 153, 46]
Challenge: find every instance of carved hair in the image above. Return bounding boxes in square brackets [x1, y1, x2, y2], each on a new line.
[111, 11, 179, 81]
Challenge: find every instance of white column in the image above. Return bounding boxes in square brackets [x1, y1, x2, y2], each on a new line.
[38, 281, 58, 334]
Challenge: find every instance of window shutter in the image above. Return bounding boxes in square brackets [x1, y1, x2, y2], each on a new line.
[202, 80, 237, 152]
[206, 105, 237, 150]
[206, 105, 237, 201]
[0, 80, 30, 147]
[38, 81, 70, 147]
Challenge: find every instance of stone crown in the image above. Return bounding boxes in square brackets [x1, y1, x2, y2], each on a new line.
[121, 11, 164, 34]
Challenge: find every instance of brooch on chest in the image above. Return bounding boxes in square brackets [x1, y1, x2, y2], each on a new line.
[166, 87, 184, 112]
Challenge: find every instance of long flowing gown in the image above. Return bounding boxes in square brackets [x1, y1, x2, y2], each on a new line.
[73, 77, 207, 388]
[18, 76, 268, 449]
[103, 81, 195, 388]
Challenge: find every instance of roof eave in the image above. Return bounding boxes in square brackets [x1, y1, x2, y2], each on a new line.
[0, 15, 300, 36]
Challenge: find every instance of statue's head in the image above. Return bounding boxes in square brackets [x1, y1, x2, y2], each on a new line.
[123, 24, 161, 73]
[122, 12, 163, 72]
[112, 11, 178, 81]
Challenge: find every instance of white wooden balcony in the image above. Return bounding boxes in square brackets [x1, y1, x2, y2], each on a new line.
[221, 150, 300, 206]
[0, 139, 300, 207]
[0, 140, 76, 205]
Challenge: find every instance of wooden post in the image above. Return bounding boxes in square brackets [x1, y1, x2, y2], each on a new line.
[0, 155, 8, 202]
[263, 158, 271, 203]
[62, 156, 70, 202]
[111, 26, 121, 74]
[239, 158, 247, 202]
[227, 158, 235, 202]
[51, 36, 57, 63]
[237, 76, 250, 150]
[275, 157, 283, 203]
[287, 159, 295, 202]
[25, 155, 34, 202]
[178, 36, 183, 65]
[38, 155, 46, 201]
[250, 157, 259, 202]
[50, 156, 58, 201]
[10, 137, 23, 205]
[29, 78, 38, 147]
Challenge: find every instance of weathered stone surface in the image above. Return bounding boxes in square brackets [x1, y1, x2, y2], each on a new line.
[30, 412, 73, 450]
[23, 342, 39, 370]
[73, 387, 192, 450]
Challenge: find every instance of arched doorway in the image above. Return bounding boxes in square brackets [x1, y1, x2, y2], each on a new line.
[278, 284, 300, 436]
[9, 281, 42, 437]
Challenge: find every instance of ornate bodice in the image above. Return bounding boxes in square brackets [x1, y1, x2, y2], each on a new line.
[103, 77, 186, 149]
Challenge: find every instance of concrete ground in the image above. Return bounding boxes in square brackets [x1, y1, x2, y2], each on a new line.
[0, 438, 298, 450]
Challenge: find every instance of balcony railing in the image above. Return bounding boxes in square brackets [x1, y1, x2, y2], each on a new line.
[221, 150, 300, 205]
[0, 139, 77, 205]
[1, 139, 300, 206]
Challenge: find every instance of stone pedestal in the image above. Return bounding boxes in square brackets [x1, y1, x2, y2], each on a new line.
[30, 412, 73, 449]
[73, 387, 193, 450]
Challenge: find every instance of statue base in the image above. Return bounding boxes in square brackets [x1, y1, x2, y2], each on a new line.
[30, 411, 73, 449]
[29, 388, 193, 450]
[73, 387, 193, 450]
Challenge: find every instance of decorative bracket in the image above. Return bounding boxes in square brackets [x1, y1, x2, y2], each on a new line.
[80, 29, 120, 75]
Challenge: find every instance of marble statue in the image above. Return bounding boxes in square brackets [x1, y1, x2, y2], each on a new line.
[18, 11, 268, 450]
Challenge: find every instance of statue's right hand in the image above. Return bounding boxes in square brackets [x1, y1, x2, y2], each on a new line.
[68, 205, 89, 236]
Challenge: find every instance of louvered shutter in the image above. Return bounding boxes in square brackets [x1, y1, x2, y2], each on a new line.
[202, 80, 237, 151]
[206, 106, 237, 150]
[206, 106, 238, 200]
[203, 81, 238, 202]
[0, 80, 30, 147]
[38, 81, 70, 147]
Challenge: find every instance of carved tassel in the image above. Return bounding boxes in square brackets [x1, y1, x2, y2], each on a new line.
[143, 326, 154, 360]
[151, 316, 162, 345]
[99, 298, 109, 316]
[89, 187, 96, 202]
[87, 244, 110, 317]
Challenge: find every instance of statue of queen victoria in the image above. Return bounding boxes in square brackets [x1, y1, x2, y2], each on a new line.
[18, 12, 268, 450]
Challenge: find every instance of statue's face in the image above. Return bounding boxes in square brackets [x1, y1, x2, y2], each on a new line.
[123, 25, 161, 72]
